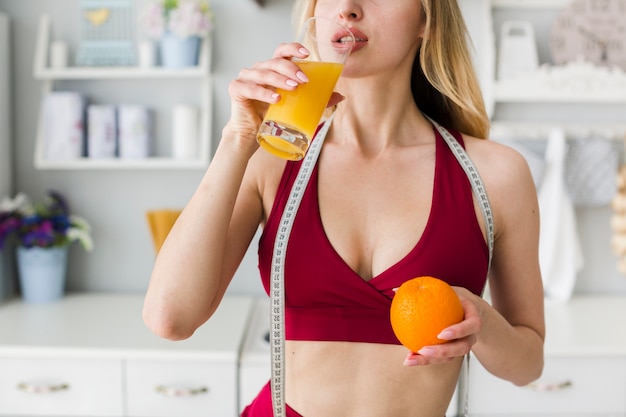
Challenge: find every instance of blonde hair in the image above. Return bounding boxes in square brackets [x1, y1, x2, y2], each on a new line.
[292, 0, 490, 139]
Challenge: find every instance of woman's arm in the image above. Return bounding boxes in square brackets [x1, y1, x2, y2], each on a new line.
[469, 142, 545, 385]
[404, 141, 545, 386]
[143, 42, 312, 341]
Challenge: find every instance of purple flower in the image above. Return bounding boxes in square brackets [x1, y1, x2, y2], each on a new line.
[0, 191, 94, 251]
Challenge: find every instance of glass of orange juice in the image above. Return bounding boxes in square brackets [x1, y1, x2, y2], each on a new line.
[257, 17, 355, 160]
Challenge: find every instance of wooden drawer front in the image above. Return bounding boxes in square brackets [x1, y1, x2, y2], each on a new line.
[468, 356, 626, 415]
[0, 357, 123, 416]
[125, 359, 237, 417]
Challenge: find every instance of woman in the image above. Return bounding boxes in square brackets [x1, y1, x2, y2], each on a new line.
[143, 0, 545, 416]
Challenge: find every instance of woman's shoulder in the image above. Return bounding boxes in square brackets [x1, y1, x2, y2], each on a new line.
[462, 133, 540, 232]
[462, 134, 534, 187]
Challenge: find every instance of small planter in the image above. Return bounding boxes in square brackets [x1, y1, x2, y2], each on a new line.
[16, 246, 68, 303]
[160, 32, 201, 68]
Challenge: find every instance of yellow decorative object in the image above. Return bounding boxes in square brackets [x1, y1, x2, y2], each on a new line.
[146, 210, 181, 253]
[84, 8, 110, 27]
[611, 135, 626, 275]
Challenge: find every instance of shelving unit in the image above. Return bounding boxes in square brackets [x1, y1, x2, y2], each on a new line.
[494, 76, 626, 103]
[489, 0, 626, 105]
[492, 0, 571, 9]
[32, 15, 213, 170]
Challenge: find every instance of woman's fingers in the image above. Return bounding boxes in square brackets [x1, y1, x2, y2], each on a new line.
[229, 42, 310, 107]
[403, 289, 483, 367]
[271, 41, 310, 60]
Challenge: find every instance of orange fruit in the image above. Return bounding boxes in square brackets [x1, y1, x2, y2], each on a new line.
[390, 276, 464, 353]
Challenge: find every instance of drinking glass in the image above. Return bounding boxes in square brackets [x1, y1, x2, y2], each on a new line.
[257, 17, 355, 160]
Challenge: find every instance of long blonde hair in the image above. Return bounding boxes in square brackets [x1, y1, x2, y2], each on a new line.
[292, 0, 490, 139]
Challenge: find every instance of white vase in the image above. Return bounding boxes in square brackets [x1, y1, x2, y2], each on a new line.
[16, 246, 68, 303]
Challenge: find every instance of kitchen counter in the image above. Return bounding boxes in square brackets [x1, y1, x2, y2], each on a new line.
[0, 293, 253, 360]
[0, 293, 255, 417]
[543, 296, 626, 356]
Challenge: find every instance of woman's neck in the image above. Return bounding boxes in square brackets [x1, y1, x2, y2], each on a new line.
[330, 77, 432, 154]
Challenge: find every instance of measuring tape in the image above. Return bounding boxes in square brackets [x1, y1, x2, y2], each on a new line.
[269, 113, 335, 417]
[269, 114, 494, 417]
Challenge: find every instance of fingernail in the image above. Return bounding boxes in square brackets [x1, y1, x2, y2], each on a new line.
[392, 287, 399, 293]
[418, 347, 435, 356]
[285, 79, 298, 87]
[438, 330, 453, 340]
[296, 71, 309, 82]
[403, 358, 419, 366]
[299, 47, 309, 55]
[271, 93, 280, 101]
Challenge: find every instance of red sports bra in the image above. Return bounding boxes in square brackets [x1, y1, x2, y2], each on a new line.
[257, 126, 489, 345]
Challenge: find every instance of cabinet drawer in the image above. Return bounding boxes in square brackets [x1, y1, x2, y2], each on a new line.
[125, 359, 238, 417]
[0, 357, 123, 416]
[468, 356, 626, 415]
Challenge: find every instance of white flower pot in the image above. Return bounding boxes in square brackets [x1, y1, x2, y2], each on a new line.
[160, 32, 201, 68]
[16, 246, 68, 303]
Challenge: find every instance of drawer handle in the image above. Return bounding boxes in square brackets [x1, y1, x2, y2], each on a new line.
[155, 385, 209, 397]
[16, 382, 70, 394]
[525, 380, 573, 392]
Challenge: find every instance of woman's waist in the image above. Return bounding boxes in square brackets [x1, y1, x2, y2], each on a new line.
[284, 340, 463, 417]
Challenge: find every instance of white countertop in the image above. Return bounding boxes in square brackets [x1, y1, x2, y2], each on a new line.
[1, 294, 624, 359]
[0, 293, 254, 360]
[544, 296, 626, 356]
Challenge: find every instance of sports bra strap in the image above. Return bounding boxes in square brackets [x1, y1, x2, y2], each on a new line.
[425, 116, 494, 273]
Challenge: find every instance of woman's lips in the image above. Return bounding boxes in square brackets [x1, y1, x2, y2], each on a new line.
[346, 28, 368, 53]
[333, 27, 368, 53]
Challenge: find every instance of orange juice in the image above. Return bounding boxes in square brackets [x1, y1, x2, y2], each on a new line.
[257, 60, 344, 160]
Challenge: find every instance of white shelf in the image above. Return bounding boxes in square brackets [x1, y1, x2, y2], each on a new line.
[490, 121, 626, 141]
[494, 82, 626, 103]
[35, 66, 208, 80]
[491, 0, 572, 9]
[32, 15, 213, 170]
[33, 157, 210, 171]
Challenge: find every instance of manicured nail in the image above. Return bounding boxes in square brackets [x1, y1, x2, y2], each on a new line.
[296, 71, 309, 82]
[271, 93, 280, 101]
[438, 330, 453, 340]
[403, 358, 419, 366]
[285, 79, 298, 87]
[299, 47, 309, 55]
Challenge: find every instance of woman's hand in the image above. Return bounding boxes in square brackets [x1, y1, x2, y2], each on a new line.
[223, 42, 310, 154]
[403, 287, 483, 366]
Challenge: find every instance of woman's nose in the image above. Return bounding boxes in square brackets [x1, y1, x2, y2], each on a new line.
[338, 3, 362, 21]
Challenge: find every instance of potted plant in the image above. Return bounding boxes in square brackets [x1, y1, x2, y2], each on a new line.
[0, 191, 93, 303]
[140, 0, 214, 68]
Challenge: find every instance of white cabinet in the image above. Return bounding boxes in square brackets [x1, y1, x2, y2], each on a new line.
[125, 359, 235, 417]
[0, 357, 124, 416]
[467, 296, 626, 416]
[32, 15, 213, 170]
[0, 294, 254, 417]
